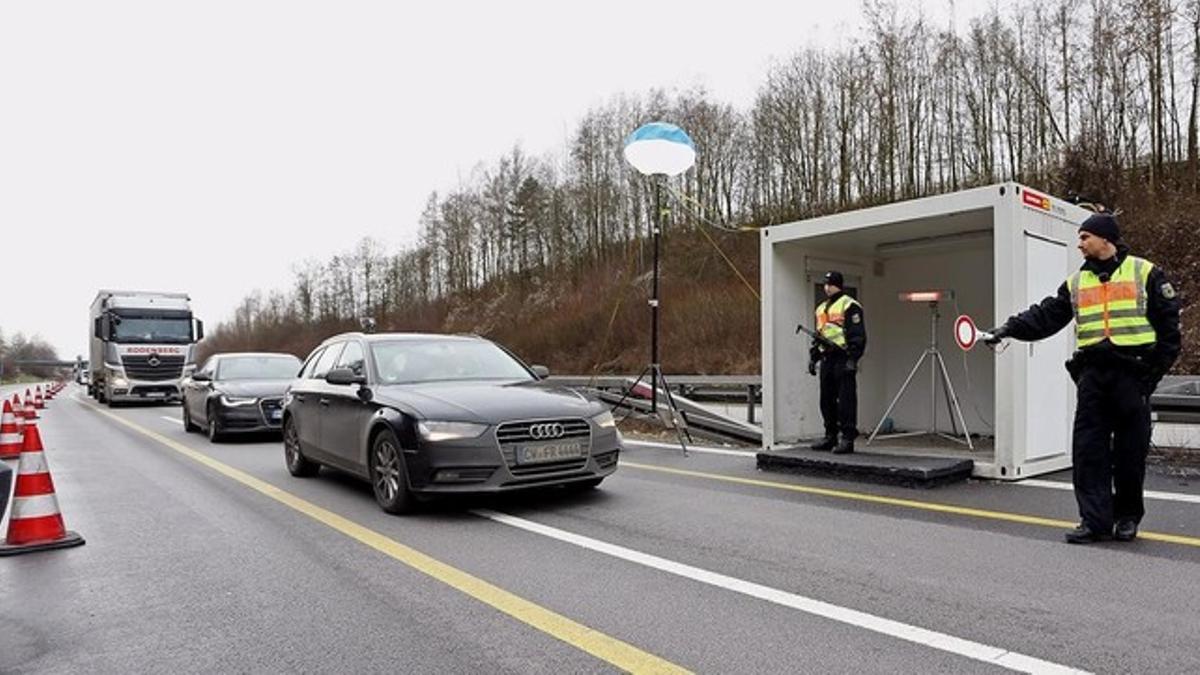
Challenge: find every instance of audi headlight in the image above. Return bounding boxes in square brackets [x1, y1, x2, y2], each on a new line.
[220, 395, 259, 407]
[418, 420, 488, 442]
[592, 410, 616, 429]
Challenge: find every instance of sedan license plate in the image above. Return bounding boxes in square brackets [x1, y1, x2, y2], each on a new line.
[269, 410, 282, 421]
[144, 391, 166, 398]
[517, 441, 583, 465]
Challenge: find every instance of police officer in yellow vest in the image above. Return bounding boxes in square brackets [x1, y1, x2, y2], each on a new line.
[987, 212, 1180, 544]
[808, 271, 867, 454]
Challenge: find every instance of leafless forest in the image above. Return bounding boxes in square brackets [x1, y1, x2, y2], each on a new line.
[204, 1, 1200, 374]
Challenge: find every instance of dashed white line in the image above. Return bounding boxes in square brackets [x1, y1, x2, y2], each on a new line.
[160, 416, 180, 424]
[474, 509, 1087, 674]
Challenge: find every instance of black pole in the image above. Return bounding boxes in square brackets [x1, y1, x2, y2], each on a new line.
[650, 178, 662, 413]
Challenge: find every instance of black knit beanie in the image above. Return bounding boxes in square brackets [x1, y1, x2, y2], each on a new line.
[1079, 213, 1121, 243]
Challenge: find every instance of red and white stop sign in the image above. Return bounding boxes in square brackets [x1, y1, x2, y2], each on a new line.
[954, 315, 978, 351]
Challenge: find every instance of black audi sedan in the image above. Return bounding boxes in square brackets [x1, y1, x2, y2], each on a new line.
[282, 333, 620, 513]
[181, 352, 302, 442]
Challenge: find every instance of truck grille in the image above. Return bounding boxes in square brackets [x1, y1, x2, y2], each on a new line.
[122, 354, 185, 381]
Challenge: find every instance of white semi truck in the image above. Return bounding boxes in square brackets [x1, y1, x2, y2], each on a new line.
[88, 290, 204, 405]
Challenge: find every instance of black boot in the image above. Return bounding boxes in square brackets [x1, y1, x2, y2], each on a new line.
[810, 436, 837, 451]
[1114, 520, 1138, 542]
[1064, 523, 1111, 544]
[832, 438, 855, 455]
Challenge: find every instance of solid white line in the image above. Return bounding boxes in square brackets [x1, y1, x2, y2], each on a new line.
[627, 440, 1200, 506]
[474, 509, 1087, 675]
[623, 439, 757, 458]
[1015, 478, 1200, 505]
[160, 416, 180, 424]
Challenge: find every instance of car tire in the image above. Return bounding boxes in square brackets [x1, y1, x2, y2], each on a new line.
[283, 417, 319, 477]
[370, 429, 414, 514]
[182, 404, 199, 433]
[206, 404, 224, 443]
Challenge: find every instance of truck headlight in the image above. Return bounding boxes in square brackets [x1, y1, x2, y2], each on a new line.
[418, 420, 488, 442]
[111, 376, 129, 388]
[220, 395, 259, 407]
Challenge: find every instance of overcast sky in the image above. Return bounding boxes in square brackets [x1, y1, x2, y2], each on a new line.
[1, 0, 994, 358]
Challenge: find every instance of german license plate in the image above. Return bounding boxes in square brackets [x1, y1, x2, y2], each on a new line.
[517, 442, 583, 465]
[145, 391, 166, 398]
[269, 410, 282, 421]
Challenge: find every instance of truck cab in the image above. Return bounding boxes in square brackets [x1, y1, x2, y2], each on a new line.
[89, 290, 203, 405]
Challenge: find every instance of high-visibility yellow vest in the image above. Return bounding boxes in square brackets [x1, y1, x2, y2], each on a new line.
[815, 295, 860, 348]
[1067, 255, 1156, 347]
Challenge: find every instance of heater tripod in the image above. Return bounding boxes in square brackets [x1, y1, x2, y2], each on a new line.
[867, 297, 974, 449]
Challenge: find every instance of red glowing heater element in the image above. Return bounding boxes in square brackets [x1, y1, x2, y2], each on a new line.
[899, 290, 944, 303]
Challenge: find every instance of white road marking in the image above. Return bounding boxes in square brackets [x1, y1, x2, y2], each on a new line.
[1015, 478, 1200, 505]
[623, 439, 757, 458]
[160, 416, 179, 424]
[474, 509, 1087, 675]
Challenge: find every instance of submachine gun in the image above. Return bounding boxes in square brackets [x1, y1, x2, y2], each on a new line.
[796, 322, 845, 376]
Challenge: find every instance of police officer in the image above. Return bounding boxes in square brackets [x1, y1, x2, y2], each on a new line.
[808, 271, 866, 454]
[987, 211, 1180, 544]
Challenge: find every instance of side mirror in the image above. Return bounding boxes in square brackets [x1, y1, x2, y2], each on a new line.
[530, 365, 550, 379]
[191, 371, 211, 382]
[93, 316, 105, 339]
[326, 367, 367, 386]
[195, 319, 204, 341]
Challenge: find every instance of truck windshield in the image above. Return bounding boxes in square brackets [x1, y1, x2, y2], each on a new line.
[112, 316, 192, 343]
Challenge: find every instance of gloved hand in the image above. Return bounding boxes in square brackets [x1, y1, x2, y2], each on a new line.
[983, 326, 1008, 345]
[844, 358, 858, 373]
[807, 360, 818, 376]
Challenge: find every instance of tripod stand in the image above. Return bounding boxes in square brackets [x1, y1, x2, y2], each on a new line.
[611, 176, 691, 455]
[867, 299, 974, 449]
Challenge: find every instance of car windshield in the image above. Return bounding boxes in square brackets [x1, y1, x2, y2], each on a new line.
[217, 356, 302, 381]
[112, 315, 192, 343]
[371, 339, 534, 385]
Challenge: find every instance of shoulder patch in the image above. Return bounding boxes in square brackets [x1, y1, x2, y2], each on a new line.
[1161, 282, 1177, 299]
[851, 313, 862, 324]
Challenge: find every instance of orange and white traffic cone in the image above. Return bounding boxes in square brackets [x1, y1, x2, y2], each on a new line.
[23, 390, 38, 420]
[0, 400, 22, 460]
[34, 385, 45, 409]
[0, 424, 85, 556]
[10, 395, 26, 437]
[43, 384, 54, 401]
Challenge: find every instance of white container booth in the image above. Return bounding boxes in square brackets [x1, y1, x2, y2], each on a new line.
[761, 183, 1094, 479]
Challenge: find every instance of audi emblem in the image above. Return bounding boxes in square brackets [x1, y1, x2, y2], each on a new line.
[147, 354, 161, 367]
[528, 423, 565, 440]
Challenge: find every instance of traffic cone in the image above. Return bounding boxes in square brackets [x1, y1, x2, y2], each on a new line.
[0, 400, 21, 460]
[34, 385, 45, 409]
[23, 390, 38, 420]
[44, 383, 55, 401]
[0, 424, 85, 556]
[10, 395, 26, 436]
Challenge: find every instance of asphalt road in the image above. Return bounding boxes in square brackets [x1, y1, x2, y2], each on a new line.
[3, 385, 1199, 674]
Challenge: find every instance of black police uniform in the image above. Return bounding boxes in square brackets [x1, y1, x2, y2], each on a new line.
[810, 290, 867, 451]
[994, 242, 1180, 541]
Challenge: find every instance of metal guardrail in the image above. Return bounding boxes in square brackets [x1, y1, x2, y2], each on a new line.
[548, 375, 761, 424]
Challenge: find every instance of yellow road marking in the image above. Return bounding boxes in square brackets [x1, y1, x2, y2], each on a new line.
[83, 401, 689, 674]
[622, 461, 1200, 548]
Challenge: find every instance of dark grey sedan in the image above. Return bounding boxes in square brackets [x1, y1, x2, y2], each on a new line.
[182, 352, 302, 441]
[281, 333, 620, 513]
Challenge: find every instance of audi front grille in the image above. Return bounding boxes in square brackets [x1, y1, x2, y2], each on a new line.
[495, 418, 591, 476]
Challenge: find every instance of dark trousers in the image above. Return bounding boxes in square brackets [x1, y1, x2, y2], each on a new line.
[1072, 365, 1151, 532]
[819, 353, 858, 440]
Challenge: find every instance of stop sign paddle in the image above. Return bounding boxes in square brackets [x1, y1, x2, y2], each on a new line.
[954, 315, 979, 351]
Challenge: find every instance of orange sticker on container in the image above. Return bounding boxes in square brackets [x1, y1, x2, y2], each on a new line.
[1022, 190, 1051, 210]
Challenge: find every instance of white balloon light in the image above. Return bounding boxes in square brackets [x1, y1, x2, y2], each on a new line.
[623, 122, 696, 176]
